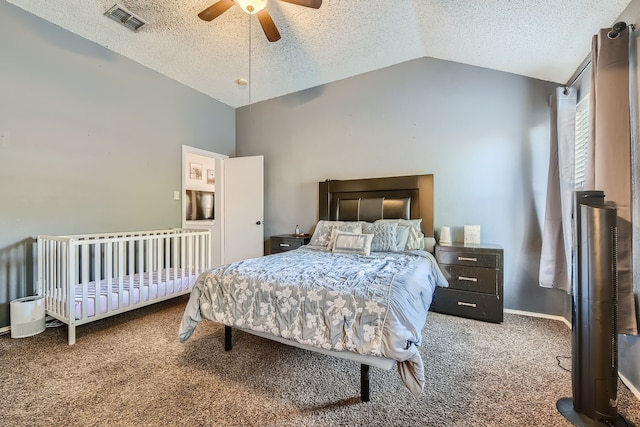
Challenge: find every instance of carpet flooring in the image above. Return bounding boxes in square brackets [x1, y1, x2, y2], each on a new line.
[1, 296, 638, 426]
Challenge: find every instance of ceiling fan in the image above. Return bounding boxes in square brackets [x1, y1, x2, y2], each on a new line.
[198, 0, 322, 42]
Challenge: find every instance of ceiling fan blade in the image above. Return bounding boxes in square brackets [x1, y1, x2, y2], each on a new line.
[257, 10, 281, 42]
[198, 0, 235, 21]
[279, 0, 322, 8]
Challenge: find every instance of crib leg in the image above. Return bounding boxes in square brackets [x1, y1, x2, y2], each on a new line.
[224, 325, 232, 351]
[361, 364, 371, 402]
[68, 325, 76, 346]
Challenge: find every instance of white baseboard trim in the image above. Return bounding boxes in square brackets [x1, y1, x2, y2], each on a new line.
[504, 308, 571, 329]
[0, 325, 10, 335]
[619, 373, 640, 401]
[504, 309, 640, 402]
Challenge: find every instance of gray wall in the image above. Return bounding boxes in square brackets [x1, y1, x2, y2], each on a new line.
[236, 57, 570, 317]
[0, 1, 236, 328]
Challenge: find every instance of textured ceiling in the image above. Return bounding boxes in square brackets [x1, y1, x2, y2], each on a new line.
[6, 0, 634, 108]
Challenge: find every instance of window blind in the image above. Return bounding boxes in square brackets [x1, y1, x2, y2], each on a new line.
[574, 96, 590, 189]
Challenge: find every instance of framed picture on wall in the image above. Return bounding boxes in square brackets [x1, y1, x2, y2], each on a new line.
[190, 162, 202, 180]
[207, 169, 215, 185]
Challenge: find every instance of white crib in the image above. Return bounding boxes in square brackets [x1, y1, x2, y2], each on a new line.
[37, 228, 210, 344]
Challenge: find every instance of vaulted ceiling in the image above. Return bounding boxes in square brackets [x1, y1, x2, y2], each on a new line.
[6, 0, 634, 108]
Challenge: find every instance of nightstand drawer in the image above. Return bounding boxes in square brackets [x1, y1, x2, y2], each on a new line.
[440, 265, 498, 294]
[271, 239, 305, 252]
[437, 251, 499, 268]
[434, 288, 503, 323]
[269, 235, 311, 254]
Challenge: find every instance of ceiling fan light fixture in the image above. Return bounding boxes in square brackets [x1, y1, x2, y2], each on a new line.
[235, 0, 268, 14]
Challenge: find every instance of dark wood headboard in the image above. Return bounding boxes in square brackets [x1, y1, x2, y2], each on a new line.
[318, 174, 434, 237]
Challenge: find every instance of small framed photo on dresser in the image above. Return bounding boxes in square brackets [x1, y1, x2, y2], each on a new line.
[464, 225, 481, 245]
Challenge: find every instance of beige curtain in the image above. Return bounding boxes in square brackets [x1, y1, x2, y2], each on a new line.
[631, 25, 640, 334]
[539, 88, 576, 292]
[588, 25, 638, 335]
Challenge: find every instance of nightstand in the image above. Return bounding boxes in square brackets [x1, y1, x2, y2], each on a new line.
[434, 242, 503, 323]
[269, 234, 311, 254]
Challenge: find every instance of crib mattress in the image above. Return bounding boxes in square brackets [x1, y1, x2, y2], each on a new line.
[72, 268, 197, 319]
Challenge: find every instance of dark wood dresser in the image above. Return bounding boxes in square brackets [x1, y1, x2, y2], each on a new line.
[269, 234, 311, 254]
[434, 242, 503, 323]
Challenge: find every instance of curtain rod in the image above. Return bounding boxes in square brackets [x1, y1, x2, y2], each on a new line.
[565, 22, 634, 88]
[566, 56, 591, 88]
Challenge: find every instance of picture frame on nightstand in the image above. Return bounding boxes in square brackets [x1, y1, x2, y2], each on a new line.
[463, 225, 481, 245]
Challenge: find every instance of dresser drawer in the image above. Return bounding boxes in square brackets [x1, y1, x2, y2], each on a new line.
[439, 264, 498, 294]
[434, 288, 503, 323]
[436, 250, 499, 268]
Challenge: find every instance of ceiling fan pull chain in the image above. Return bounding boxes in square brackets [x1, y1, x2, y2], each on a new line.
[249, 15, 252, 107]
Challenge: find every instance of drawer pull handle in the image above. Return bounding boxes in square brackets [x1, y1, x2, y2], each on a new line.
[458, 301, 477, 308]
[458, 256, 477, 262]
[279, 243, 291, 247]
[458, 276, 477, 282]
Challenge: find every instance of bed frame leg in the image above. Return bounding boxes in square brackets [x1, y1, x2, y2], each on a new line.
[361, 364, 370, 402]
[224, 325, 232, 351]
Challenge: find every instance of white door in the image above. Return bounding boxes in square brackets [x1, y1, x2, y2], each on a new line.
[222, 155, 264, 264]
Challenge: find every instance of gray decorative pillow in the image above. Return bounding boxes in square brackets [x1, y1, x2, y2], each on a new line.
[332, 232, 374, 256]
[375, 219, 424, 250]
[362, 222, 399, 252]
[308, 220, 337, 248]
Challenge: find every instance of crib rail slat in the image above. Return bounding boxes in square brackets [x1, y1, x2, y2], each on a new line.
[118, 241, 125, 311]
[105, 242, 113, 313]
[165, 237, 171, 292]
[156, 236, 163, 297]
[170, 236, 176, 285]
[128, 239, 135, 307]
[138, 239, 144, 306]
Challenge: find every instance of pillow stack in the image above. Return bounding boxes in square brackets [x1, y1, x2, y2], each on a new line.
[307, 218, 426, 255]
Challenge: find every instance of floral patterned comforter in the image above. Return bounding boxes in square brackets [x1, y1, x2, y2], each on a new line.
[178, 246, 448, 395]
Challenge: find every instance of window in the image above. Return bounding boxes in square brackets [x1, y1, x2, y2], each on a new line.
[574, 96, 589, 190]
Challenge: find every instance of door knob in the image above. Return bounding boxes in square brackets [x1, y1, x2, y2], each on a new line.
[256, 221, 262, 225]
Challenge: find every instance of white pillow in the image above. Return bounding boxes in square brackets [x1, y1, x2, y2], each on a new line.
[396, 224, 411, 252]
[332, 232, 374, 256]
[422, 236, 436, 253]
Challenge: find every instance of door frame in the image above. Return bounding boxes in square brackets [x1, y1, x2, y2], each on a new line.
[181, 145, 228, 267]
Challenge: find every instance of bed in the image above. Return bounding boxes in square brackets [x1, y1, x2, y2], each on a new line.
[179, 174, 448, 401]
[37, 228, 211, 345]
